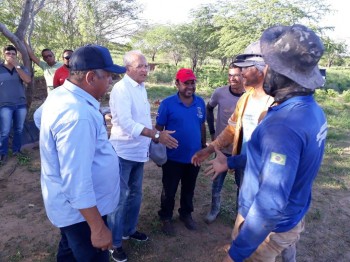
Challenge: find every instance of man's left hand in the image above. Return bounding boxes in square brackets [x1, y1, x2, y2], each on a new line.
[204, 147, 228, 180]
[90, 223, 113, 250]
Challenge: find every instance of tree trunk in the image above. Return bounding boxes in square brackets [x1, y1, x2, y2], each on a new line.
[0, 0, 46, 110]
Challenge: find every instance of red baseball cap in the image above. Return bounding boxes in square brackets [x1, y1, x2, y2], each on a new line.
[176, 68, 196, 82]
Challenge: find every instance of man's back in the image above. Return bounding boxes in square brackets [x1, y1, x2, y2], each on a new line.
[40, 83, 120, 228]
[240, 95, 327, 230]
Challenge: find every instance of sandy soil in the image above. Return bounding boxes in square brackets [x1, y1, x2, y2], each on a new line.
[1, 143, 350, 262]
[1, 82, 350, 261]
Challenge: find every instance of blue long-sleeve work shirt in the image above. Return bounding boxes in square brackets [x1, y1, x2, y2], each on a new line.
[229, 96, 327, 261]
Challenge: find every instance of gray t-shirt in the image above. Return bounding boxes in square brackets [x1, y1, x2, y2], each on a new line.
[0, 64, 27, 106]
[208, 85, 242, 154]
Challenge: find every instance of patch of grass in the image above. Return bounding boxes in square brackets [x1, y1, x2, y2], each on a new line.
[306, 208, 322, 221]
[315, 90, 350, 190]
[16, 153, 31, 166]
[8, 250, 24, 262]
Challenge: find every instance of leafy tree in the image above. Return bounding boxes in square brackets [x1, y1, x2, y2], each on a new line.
[131, 25, 171, 62]
[214, 0, 332, 59]
[176, 4, 219, 71]
[321, 37, 348, 67]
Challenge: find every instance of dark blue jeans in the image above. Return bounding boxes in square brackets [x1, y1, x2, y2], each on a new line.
[0, 104, 27, 155]
[57, 216, 109, 262]
[158, 159, 200, 220]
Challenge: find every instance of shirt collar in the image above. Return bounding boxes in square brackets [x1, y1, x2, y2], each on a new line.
[176, 92, 198, 106]
[62, 80, 100, 111]
[124, 74, 145, 89]
[269, 95, 314, 112]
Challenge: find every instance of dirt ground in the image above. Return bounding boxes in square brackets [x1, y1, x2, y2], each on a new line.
[1, 147, 350, 262]
[1, 83, 350, 261]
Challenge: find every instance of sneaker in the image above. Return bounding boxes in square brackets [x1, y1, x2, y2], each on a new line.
[109, 247, 127, 262]
[179, 215, 197, 231]
[122, 231, 148, 241]
[161, 220, 176, 236]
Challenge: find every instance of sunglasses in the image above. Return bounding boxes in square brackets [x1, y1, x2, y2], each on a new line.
[63, 56, 71, 60]
[43, 54, 53, 59]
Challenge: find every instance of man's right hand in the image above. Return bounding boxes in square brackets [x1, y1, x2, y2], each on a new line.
[90, 222, 113, 250]
[79, 207, 112, 250]
[159, 130, 178, 149]
[191, 145, 214, 166]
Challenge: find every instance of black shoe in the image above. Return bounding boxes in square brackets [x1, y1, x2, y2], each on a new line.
[161, 220, 176, 236]
[122, 231, 148, 241]
[110, 247, 127, 262]
[179, 215, 197, 230]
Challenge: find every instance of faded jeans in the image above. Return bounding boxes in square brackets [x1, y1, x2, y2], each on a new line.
[0, 104, 27, 155]
[108, 157, 144, 248]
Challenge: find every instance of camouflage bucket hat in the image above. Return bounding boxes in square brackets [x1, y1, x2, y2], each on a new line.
[260, 24, 325, 90]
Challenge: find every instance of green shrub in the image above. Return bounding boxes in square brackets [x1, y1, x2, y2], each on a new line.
[324, 68, 350, 92]
[342, 90, 350, 102]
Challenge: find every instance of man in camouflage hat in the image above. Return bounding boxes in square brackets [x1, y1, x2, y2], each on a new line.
[205, 24, 327, 262]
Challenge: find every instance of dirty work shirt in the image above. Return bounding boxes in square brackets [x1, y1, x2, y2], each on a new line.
[229, 95, 327, 261]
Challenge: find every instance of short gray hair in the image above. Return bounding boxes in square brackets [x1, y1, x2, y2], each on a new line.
[123, 50, 144, 67]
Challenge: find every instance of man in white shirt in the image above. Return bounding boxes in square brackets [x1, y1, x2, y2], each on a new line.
[108, 50, 178, 262]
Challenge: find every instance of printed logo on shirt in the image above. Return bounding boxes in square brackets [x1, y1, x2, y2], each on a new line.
[270, 152, 286, 165]
[316, 121, 327, 147]
[197, 107, 203, 119]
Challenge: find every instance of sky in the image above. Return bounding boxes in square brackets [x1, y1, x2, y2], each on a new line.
[138, 0, 350, 48]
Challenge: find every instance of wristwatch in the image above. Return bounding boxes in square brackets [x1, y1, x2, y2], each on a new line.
[154, 131, 160, 139]
[16, 65, 21, 69]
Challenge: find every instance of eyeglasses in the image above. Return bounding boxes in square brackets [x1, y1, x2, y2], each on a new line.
[63, 56, 71, 60]
[5, 52, 16, 56]
[229, 74, 241, 78]
[43, 54, 53, 59]
[132, 64, 150, 70]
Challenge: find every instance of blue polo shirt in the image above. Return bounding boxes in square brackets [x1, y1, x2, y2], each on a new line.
[156, 93, 206, 163]
[229, 95, 327, 261]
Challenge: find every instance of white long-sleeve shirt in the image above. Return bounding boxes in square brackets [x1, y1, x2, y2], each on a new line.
[109, 74, 152, 162]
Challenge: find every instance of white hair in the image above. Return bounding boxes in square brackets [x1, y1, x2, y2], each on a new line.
[123, 50, 144, 67]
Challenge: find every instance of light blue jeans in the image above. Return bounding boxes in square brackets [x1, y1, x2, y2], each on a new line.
[108, 157, 144, 248]
[0, 105, 27, 155]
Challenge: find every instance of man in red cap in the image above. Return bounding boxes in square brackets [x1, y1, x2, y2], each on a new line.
[155, 68, 206, 236]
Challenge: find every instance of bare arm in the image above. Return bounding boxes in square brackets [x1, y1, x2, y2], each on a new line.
[206, 103, 215, 141]
[25, 42, 41, 66]
[79, 206, 112, 250]
[201, 122, 207, 148]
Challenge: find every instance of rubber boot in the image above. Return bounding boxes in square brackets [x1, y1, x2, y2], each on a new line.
[205, 196, 221, 224]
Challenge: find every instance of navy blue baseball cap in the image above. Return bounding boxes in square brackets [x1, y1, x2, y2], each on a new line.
[69, 44, 126, 74]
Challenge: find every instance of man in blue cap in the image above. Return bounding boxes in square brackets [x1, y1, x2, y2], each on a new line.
[39, 45, 126, 262]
